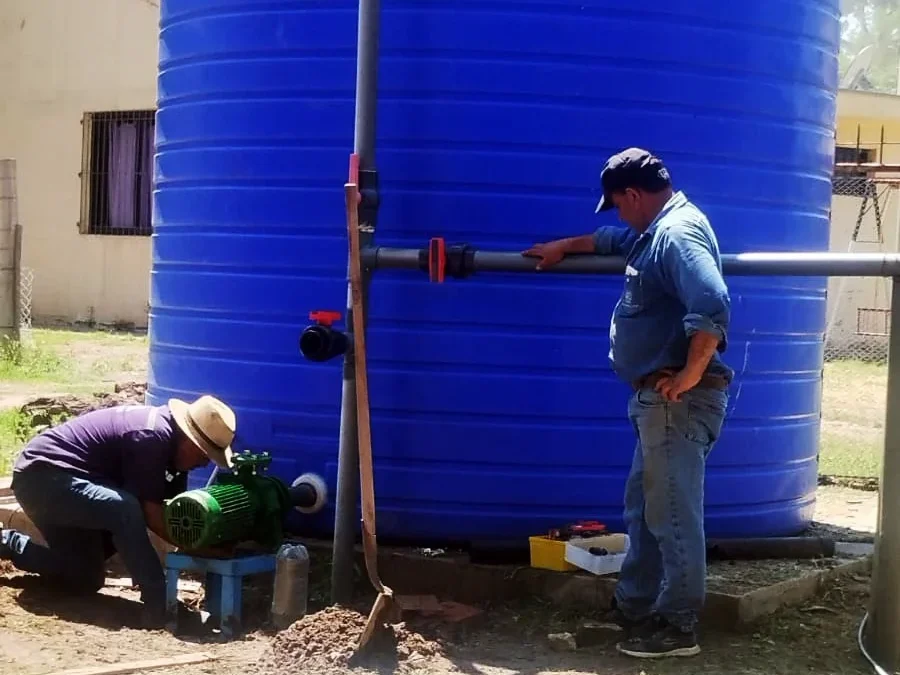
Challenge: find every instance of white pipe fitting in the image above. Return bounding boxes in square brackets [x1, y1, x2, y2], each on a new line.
[291, 473, 328, 514]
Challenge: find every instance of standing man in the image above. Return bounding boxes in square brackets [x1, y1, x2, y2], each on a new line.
[0, 395, 237, 628]
[524, 148, 732, 658]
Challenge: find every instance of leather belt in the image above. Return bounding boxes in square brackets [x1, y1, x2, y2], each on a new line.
[632, 369, 730, 392]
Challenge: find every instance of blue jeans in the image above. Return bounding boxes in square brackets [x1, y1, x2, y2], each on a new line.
[4, 465, 165, 610]
[614, 385, 728, 631]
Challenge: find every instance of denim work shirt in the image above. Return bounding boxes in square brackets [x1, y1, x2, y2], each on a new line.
[592, 191, 733, 384]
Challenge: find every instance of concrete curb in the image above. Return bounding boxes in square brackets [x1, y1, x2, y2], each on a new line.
[301, 540, 872, 629]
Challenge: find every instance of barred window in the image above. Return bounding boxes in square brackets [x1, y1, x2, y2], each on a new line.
[79, 110, 155, 236]
[835, 146, 875, 165]
[857, 308, 891, 337]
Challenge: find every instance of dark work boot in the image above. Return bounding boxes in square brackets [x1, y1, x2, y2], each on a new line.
[616, 616, 700, 658]
[141, 600, 167, 630]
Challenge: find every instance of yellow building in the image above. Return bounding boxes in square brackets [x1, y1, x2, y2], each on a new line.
[836, 90, 900, 165]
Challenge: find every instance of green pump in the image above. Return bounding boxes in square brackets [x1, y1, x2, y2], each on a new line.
[163, 451, 327, 551]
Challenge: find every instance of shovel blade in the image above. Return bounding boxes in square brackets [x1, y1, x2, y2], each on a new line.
[356, 591, 396, 651]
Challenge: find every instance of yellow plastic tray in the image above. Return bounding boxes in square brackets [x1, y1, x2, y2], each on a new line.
[528, 535, 578, 572]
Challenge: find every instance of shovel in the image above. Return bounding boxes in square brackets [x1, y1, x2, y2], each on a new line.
[344, 180, 396, 652]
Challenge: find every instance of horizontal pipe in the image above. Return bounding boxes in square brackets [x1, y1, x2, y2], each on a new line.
[364, 247, 900, 278]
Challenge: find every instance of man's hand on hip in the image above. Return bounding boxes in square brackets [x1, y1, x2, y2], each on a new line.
[655, 368, 702, 402]
[655, 331, 722, 402]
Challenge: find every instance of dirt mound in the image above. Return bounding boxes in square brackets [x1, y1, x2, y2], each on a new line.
[19, 382, 147, 434]
[257, 606, 443, 674]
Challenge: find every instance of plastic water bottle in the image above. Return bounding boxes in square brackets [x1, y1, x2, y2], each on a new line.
[271, 543, 310, 629]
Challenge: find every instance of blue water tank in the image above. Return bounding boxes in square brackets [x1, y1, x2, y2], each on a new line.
[150, 1, 840, 542]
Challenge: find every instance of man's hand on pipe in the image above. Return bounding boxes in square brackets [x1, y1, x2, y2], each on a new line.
[522, 241, 568, 270]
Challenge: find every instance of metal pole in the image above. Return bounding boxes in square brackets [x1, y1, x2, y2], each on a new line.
[867, 276, 900, 671]
[331, 0, 380, 605]
[353, 0, 380, 165]
[363, 246, 900, 277]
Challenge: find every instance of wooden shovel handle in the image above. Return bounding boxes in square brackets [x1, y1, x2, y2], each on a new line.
[345, 182, 385, 592]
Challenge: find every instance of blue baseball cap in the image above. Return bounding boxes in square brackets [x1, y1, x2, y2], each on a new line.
[595, 147, 672, 213]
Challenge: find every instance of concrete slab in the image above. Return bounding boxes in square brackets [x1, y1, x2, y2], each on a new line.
[299, 538, 872, 629]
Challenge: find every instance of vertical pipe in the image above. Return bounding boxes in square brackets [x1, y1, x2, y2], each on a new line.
[868, 275, 900, 671]
[331, 0, 381, 606]
[353, 0, 380, 164]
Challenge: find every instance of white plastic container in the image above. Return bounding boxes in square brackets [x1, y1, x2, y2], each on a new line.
[564, 534, 630, 576]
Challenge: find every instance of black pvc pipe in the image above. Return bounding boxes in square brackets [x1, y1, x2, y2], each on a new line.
[363, 247, 900, 278]
[332, 0, 380, 606]
[288, 483, 319, 510]
[299, 325, 350, 362]
[706, 537, 836, 561]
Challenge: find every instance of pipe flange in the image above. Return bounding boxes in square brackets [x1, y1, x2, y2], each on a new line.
[292, 473, 328, 514]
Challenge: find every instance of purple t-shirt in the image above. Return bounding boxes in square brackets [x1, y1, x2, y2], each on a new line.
[14, 404, 177, 504]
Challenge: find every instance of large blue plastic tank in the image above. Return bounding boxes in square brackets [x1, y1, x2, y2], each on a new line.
[150, 0, 840, 542]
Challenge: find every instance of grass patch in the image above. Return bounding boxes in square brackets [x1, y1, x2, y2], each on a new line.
[820, 359, 886, 479]
[0, 408, 31, 475]
[819, 432, 882, 478]
[0, 337, 70, 382]
[34, 327, 147, 348]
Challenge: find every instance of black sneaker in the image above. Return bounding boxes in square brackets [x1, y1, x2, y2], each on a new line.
[0, 524, 11, 560]
[596, 599, 653, 636]
[616, 617, 700, 658]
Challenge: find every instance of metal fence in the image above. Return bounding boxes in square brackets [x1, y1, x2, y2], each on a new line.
[819, 175, 892, 482]
[18, 266, 33, 344]
[825, 175, 898, 364]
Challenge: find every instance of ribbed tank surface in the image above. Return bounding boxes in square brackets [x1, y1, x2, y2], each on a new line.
[150, 0, 841, 541]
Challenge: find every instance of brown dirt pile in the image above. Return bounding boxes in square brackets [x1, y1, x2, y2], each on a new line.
[20, 382, 146, 434]
[257, 606, 443, 674]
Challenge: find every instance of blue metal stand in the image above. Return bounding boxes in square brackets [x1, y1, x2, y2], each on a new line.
[165, 552, 276, 639]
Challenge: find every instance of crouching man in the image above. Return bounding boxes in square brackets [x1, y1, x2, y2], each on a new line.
[0, 395, 236, 627]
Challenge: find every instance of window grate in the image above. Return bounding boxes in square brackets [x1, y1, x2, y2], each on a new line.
[79, 110, 155, 236]
[857, 307, 891, 337]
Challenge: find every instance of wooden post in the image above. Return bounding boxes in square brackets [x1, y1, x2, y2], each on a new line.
[0, 159, 19, 341]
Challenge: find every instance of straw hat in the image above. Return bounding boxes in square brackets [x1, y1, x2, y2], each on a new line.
[168, 395, 235, 469]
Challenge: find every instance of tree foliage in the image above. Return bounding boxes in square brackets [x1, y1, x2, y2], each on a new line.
[840, 0, 900, 92]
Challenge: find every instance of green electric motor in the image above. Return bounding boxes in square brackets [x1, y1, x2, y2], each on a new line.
[164, 451, 327, 551]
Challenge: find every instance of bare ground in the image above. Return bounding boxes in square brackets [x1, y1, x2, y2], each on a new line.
[0, 487, 879, 675]
[0, 562, 875, 675]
